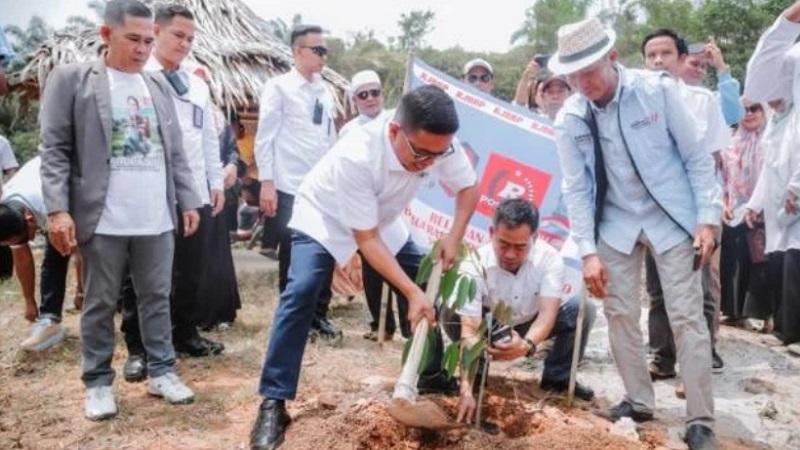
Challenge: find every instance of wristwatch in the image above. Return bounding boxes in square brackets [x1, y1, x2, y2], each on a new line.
[524, 338, 536, 358]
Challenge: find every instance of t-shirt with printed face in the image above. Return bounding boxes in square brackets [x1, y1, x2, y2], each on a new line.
[94, 69, 173, 236]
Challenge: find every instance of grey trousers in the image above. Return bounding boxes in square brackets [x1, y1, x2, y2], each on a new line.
[647, 249, 718, 371]
[599, 238, 714, 427]
[79, 232, 176, 388]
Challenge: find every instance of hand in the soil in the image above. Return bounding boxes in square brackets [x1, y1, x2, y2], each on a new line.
[487, 330, 528, 361]
[582, 254, 608, 299]
[24, 302, 38, 323]
[407, 288, 435, 331]
[456, 393, 477, 424]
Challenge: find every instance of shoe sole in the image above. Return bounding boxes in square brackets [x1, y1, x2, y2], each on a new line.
[23, 329, 67, 352]
[86, 409, 118, 421]
[148, 390, 195, 405]
[712, 366, 724, 374]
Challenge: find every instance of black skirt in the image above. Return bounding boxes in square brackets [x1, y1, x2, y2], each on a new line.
[773, 249, 800, 345]
[719, 223, 772, 320]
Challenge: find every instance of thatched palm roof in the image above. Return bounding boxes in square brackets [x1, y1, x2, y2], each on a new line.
[11, 0, 352, 115]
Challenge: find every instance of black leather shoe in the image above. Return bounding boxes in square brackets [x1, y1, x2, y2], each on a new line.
[123, 353, 147, 383]
[685, 424, 716, 450]
[712, 349, 724, 374]
[417, 374, 459, 397]
[250, 399, 291, 450]
[540, 378, 595, 401]
[309, 317, 343, 345]
[198, 336, 225, 355]
[599, 400, 654, 423]
[174, 335, 224, 357]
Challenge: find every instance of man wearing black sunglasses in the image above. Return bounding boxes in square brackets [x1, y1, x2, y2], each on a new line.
[340, 70, 386, 137]
[254, 24, 340, 342]
[463, 58, 495, 94]
[250, 85, 480, 450]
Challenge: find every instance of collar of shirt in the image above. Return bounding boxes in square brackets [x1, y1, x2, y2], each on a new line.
[288, 67, 324, 92]
[590, 64, 626, 114]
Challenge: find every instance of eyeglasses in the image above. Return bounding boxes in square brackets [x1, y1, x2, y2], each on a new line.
[402, 130, 455, 162]
[466, 73, 492, 83]
[300, 45, 328, 57]
[356, 89, 382, 100]
[745, 104, 763, 114]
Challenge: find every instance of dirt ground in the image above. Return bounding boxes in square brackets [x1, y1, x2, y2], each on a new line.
[0, 248, 798, 449]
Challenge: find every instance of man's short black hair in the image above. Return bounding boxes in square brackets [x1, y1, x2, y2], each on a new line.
[395, 85, 459, 135]
[492, 198, 539, 233]
[290, 25, 323, 47]
[154, 4, 194, 25]
[104, 0, 152, 27]
[0, 204, 27, 243]
[641, 28, 688, 57]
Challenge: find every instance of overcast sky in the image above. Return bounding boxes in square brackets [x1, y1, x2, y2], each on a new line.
[2, 0, 533, 53]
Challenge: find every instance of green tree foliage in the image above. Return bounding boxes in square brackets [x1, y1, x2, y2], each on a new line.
[510, 0, 594, 51]
[396, 10, 435, 50]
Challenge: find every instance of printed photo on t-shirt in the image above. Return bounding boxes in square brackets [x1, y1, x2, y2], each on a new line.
[110, 88, 165, 172]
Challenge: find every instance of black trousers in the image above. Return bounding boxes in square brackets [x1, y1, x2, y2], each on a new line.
[361, 239, 420, 338]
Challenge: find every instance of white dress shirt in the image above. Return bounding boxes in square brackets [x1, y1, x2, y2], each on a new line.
[254, 68, 337, 194]
[745, 15, 800, 107]
[457, 240, 565, 326]
[338, 109, 393, 138]
[678, 80, 731, 155]
[288, 114, 477, 264]
[144, 56, 223, 205]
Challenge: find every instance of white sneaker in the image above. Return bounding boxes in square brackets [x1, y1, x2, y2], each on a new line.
[148, 372, 195, 404]
[85, 386, 118, 421]
[20, 317, 66, 351]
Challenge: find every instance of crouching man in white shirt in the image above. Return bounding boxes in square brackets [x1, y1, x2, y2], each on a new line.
[445, 198, 597, 424]
[249, 85, 480, 450]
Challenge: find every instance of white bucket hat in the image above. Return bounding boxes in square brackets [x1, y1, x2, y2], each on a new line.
[548, 17, 616, 76]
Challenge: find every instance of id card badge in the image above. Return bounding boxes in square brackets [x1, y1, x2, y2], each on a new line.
[193, 105, 204, 129]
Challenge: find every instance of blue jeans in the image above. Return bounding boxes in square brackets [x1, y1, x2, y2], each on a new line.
[258, 231, 337, 399]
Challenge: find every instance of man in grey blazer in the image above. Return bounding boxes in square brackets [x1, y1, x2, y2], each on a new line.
[39, 0, 202, 421]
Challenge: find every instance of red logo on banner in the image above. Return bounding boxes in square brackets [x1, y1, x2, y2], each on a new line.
[476, 152, 552, 218]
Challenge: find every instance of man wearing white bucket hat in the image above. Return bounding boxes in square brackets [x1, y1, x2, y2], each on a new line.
[551, 17, 720, 450]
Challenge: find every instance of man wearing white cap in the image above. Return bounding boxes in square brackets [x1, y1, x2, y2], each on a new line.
[339, 70, 388, 137]
[550, 17, 719, 450]
[462, 58, 494, 94]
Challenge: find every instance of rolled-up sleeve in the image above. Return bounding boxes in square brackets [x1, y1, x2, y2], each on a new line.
[254, 80, 281, 182]
[433, 139, 477, 192]
[555, 111, 597, 257]
[662, 78, 721, 226]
